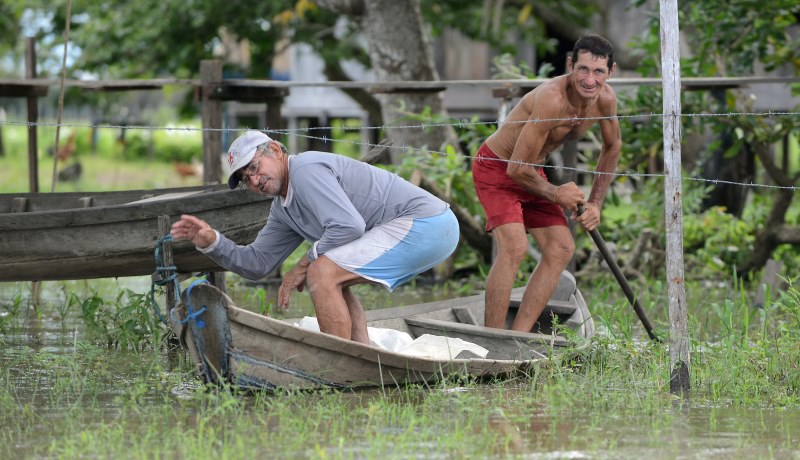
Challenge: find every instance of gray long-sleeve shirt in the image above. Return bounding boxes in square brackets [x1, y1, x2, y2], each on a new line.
[200, 151, 449, 280]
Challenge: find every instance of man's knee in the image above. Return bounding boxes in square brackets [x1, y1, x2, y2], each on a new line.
[493, 231, 529, 263]
[543, 238, 575, 265]
[307, 256, 363, 291]
[306, 258, 338, 291]
[500, 240, 529, 264]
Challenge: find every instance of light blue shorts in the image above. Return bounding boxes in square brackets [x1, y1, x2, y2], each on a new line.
[324, 208, 459, 291]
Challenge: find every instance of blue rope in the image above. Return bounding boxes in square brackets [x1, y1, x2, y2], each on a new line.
[170, 278, 209, 329]
[150, 234, 180, 325]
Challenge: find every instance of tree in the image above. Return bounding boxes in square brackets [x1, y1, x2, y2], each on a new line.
[314, 0, 458, 161]
[628, 0, 800, 278]
[0, 2, 23, 77]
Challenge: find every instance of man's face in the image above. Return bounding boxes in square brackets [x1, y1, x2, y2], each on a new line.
[569, 50, 614, 99]
[240, 145, 285, 196]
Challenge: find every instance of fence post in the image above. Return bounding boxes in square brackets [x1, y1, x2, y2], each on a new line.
[25, 37, 39, 193]
[659, 0, 691, 397]
[200, 60, 223, 185]
[199, 60, 228, 291]
[266, 96, 284, 143]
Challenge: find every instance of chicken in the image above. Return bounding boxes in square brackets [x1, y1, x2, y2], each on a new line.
[55, 131, 77, 162]
[57, 161, 82, 182]
[173, 161, 203, 178]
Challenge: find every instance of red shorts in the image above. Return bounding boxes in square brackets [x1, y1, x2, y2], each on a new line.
[472, 143, 567, 232]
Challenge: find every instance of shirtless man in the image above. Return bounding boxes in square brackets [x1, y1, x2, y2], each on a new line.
[472, 34, 621, 331]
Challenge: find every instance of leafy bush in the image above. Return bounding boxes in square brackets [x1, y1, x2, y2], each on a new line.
[73, 288, 167, 350]
[683, 206, 755, 276]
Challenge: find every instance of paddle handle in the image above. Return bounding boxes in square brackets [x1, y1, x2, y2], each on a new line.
[577, 204, 660, 342]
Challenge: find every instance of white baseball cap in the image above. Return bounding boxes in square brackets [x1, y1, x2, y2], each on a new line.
[226, 130, 273, 189]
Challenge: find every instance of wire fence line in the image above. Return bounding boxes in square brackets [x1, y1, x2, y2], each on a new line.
[2, 110, 799, 133]
[2, 110, 799, 192]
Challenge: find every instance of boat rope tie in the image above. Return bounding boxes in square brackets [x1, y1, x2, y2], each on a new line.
[150, 234, 180, 325]
[170, 279, 208, 329]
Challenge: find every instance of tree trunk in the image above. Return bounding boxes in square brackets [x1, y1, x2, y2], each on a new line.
[699, 129, 754, 217]
[736, 138, 800, 278]
[699, 89, 754, 217]
[737, 188, 795, 278]
[316, 0, 460, 162]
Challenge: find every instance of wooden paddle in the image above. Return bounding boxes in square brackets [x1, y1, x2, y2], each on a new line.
[577, 204, 660, 341]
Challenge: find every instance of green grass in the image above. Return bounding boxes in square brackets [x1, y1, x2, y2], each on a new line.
[0, 124, 204, 193]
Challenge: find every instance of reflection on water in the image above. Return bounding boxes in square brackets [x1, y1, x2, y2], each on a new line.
[2, 277, 800, 458]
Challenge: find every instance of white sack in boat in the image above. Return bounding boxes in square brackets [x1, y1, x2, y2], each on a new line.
[397, 334, 489, 360]
[367, 326, 414, 352]
[295, 316, 414, 352]
[295, 317, 489, 358]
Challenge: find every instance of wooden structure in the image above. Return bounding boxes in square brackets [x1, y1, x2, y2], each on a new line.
[0, 185, 271, 282]
[172, 271, 593, 390]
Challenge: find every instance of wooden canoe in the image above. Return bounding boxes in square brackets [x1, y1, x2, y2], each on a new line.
[0, 185, 272, 282]
[172, 271, 594, 390]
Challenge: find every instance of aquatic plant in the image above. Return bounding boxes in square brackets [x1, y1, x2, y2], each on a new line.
[73, 288, 168, 350]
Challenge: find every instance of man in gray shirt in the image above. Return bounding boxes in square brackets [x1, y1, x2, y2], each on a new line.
[171, 130, 459, 344]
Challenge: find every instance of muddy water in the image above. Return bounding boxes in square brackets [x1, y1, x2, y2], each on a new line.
[2, 278, 799, 459]
[487, 396, 800, 458]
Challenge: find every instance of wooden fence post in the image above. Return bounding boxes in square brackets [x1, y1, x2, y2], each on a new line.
[266, 96, 284, 143]
[0, 110, 5, 157]
[200, 60, 223, 185]
[659, 0, 691, 397]
[25, 37, 42, 309]
[199, 60, 227, 291]
[25, 37, 39, 193]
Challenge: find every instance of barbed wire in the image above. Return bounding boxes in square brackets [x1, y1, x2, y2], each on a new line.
[1, 110, 799, 192]
[2, 110, 798, 133]
[273, 110, 800, 133]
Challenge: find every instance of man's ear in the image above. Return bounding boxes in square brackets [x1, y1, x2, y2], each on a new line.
[566, 55, 573, 72]
[609, 62, 617, 77]
[268, 141, 282, 157]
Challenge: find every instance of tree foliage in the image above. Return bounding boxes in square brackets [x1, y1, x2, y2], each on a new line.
[420, 0, 593, 57]
[620, 0, 800, 279]
[7, 0, 355, 79]
[0, 3, 23, 66]
[5, 0, 604, 79]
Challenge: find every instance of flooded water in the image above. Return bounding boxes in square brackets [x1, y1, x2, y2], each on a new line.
[2, 277, 799, 459]
[510, 403, 800, 459]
